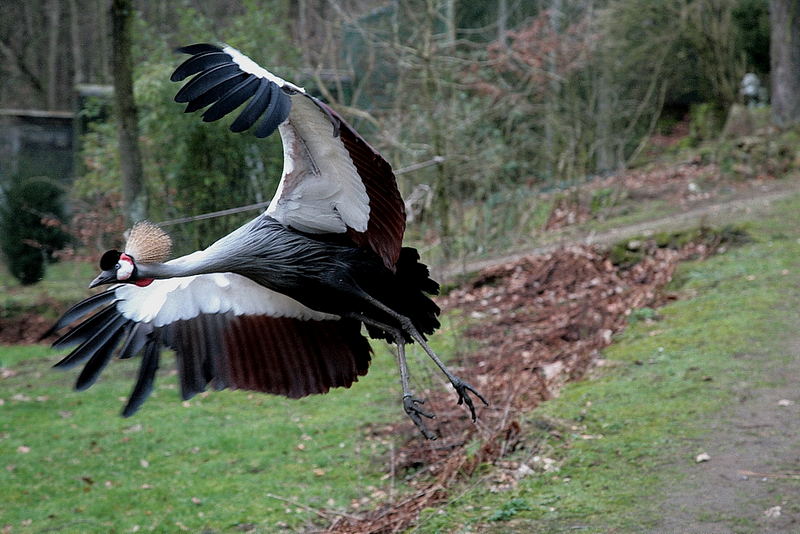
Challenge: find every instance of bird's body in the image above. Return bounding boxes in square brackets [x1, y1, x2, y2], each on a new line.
[48, 43, 485, 438]
[129, 215, 439, 337]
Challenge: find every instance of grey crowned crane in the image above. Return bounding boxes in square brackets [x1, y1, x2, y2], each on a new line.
[47, 43, 486, 439]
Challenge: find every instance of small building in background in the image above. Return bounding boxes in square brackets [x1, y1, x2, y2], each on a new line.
[0, 84, 113, 187]
[0, 108, 75, 184]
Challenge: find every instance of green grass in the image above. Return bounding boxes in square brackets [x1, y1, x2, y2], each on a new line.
[1, 260, 95, 319]
[411, 193, 800, 533]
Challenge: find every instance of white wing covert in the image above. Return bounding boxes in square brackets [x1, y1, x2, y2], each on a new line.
[268, 96, 369, 234]
[114, 273, 335, 327]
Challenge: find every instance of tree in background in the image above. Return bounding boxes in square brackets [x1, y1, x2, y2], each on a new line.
[111, 0, 146, 224]
[770, 0, 800, 127]
[0, 176, 70, 285]
[72, 1, 297, 254]
[0, 0, 775, 264]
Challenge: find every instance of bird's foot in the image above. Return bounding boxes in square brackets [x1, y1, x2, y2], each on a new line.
[451, 378, 489, 422]
[403, 394, 437, 440]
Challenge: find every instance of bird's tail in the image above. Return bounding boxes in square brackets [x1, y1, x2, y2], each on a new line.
[364, 247, 440, 342]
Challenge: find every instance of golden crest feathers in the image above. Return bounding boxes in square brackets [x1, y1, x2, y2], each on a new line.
[124, 221, 172, 264]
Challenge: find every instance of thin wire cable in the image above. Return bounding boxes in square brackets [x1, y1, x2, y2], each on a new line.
[155, 156, 446, 227]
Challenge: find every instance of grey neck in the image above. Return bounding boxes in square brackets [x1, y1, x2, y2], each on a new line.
[136, 249, 236, 280]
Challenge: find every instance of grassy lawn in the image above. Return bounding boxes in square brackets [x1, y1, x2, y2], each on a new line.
[1, 341, 390, 532]
[1, 260, 95, 320]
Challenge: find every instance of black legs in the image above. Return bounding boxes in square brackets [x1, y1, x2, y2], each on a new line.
[348, 294, 488, 439]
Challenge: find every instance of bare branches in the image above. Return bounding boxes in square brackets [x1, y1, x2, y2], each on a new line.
[0, 37, 46, 101]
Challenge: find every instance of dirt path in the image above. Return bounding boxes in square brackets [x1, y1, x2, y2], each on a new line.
[441, 180, 800, 281]
[655, 331, 800, 533]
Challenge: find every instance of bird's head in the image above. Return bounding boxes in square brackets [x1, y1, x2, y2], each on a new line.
[89, 222, 172, 289]
[89, 249, 149, 288]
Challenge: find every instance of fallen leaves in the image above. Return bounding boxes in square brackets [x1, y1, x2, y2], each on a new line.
[0, 368, 17, 379]
[695, 452, 711, 463]
[544, 162, 733, 231]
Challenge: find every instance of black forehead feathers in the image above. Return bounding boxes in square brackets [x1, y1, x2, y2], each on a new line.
[99, 250, 122, 271]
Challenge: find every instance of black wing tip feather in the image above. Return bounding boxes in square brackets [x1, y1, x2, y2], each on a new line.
[121, 335, 161, 417]
[42, 289, 118, 341]
[170, 51, 231, 83]
[254, 89, 291, 138]
[171, 43, 293, 139]
[175, 43, 223, 56]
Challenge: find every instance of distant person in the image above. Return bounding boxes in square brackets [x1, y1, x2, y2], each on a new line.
[740, 73, 764, 108]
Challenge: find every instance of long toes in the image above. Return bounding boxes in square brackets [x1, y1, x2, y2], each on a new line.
[410, 414, 437, 440]
[462, 394, 477, 421]
[403, 396, 437, 440]
[452, 380, 488, 422]
[404, 396, 435, 419]
[464, 382, 489, 406]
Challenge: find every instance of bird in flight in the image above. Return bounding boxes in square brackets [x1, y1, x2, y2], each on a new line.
[47, 43, 487, 439]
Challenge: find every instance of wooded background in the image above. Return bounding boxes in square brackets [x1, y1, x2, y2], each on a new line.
[0, 0, 797, 272]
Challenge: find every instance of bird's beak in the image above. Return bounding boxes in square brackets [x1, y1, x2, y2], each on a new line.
[89, 270, 117, 289]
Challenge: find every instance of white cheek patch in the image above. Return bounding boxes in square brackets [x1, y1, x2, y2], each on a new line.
[117, 258, 134, 280]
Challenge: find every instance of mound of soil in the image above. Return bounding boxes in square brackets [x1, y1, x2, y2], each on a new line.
[0, 313, 52, 345]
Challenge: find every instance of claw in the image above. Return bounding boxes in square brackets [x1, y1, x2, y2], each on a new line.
[452, 379, 489, 422]
[403, 394, 437, 440]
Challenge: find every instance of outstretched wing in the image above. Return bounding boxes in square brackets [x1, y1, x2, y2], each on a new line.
[171, 43, 405, 269]
[48, 276, 371, 416]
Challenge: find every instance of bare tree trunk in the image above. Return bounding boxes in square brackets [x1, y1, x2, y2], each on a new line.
[497, 0, 508, 48]
[98, 0, 110, 83]
[297, 0, 308, 63]
[591, 0, 614, 173]
[770, 0, 800, 127]
[70, 0, 84, 86]
[46, 0, 62, 109]
[111, 0, 147, 223]
[544, 0, 562, 180]
[595, 57, 613, 172]
[444, 0, 456, 46]
[426, 0, 453, 260]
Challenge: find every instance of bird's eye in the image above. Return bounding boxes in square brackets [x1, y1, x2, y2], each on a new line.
[115, 263, 121, 270]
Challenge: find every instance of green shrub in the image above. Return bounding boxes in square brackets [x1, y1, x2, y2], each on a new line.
[688, 103, 724, 145]
[0, 176, 70, 285]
